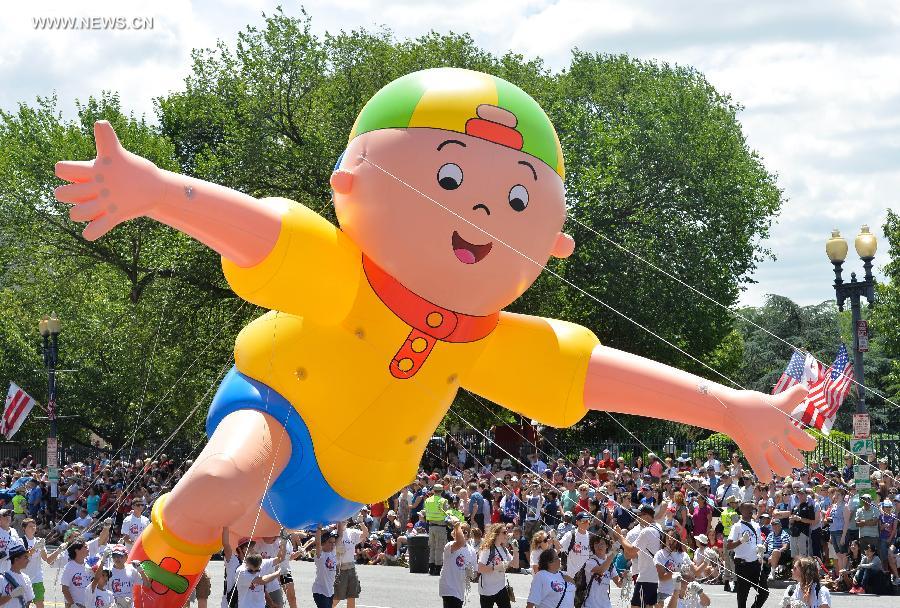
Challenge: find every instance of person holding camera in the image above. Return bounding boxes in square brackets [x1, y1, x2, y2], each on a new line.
[725, 501, 766, 608]
[439, 520, 475, 608]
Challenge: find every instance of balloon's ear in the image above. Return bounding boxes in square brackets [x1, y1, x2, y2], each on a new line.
[551, 232, 575, 258]
[330, 170, 353, 195]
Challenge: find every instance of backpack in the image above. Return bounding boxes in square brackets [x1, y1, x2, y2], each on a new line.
[573, 556, 601, 608]
[474, 545, 497, 585]
[787, 582, 822, 606]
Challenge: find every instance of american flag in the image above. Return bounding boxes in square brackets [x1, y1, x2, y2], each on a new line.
[2, 383, 38, 440]
[790, 345, 854, 434]
[773, 351, 821, 394]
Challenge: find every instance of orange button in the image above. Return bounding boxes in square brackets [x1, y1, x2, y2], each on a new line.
[398, 358, 414, 372]
[426, 312, 443, 327]
[411, 337, 428, 353]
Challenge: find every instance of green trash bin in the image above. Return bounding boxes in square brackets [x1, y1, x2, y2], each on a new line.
[407, 534, 429, 573]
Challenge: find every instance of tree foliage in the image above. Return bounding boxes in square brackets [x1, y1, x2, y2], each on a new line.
[0, 9, 793, 449]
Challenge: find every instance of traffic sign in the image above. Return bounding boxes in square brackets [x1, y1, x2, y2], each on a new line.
[853, 464, 871, 480]
[48, 466, 59, 482]
[47, 437, 58, 467]
[855, 479, 872, 490]
[851, 438, 875, 455]
[857, 320, 869, 352]
[853, 413, 870, 439]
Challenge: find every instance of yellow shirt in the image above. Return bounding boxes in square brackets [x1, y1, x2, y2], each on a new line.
[222, 199, 599, 503]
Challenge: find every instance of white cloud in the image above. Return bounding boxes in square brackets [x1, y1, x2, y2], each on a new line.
[3, 0, 897, 309]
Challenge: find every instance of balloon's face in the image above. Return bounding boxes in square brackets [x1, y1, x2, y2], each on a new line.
[334, 128, 571, 316]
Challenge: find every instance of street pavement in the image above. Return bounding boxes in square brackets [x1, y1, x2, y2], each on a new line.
[38, 558, 899, 608]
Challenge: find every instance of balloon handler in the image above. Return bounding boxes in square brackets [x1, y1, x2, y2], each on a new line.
[54, 68, 815, 608]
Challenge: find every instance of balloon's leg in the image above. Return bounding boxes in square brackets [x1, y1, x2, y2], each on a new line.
[130, 409, 290, 608]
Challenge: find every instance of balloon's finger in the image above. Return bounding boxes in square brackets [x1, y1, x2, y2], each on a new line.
[765, 445, 795, 478]
[787, 426, 817, 452]
[93, 120, 121, 157]
[772, 441, 806, 469]
[55, 182, 99, 204]
[55, 160, 95, 183]
[69, 200, 106, 223]
[744, 445, 772, 484]
[773, 384, 808, 414]
[82, 213, 121, 241]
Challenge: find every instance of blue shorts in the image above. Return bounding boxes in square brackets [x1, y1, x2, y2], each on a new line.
[207, 367, 363, 529]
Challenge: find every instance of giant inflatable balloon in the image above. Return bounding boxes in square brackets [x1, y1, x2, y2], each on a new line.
[54, 68, 815, 608]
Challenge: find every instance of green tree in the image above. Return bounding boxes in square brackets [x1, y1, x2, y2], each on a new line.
[1, 9, 793, 449]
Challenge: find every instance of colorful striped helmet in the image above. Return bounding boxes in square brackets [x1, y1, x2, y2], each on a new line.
[349, 68, 564, 179]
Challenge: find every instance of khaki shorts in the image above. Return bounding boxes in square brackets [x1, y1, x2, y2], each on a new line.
[195, 571, 211, 599]
[333, 567, 361, 600]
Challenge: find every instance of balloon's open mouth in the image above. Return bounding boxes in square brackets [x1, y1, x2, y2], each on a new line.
[452, 231, 493, 264]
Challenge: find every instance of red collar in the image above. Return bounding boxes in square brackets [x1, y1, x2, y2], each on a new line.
[362, 255, 498, 343]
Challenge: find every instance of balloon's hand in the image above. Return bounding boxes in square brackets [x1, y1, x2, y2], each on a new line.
[720, 384, 816, 482]
[54, 120, 167, 240]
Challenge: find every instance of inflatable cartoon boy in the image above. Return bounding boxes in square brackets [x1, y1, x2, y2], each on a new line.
[54, 68, 813, 608]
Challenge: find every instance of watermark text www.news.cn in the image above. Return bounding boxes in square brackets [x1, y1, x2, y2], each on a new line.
[33, 16, 155, 31]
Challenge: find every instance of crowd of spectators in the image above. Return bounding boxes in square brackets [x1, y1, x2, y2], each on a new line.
[1, 440, 899, 601]
[0, 453, 189, 541]
[364, 444, 900, 598]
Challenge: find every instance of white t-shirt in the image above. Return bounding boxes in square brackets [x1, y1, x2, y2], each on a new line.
[1, 570, 35, 608]
[582, 556, 614, 608]
[109, 565, 141, 598]
[625, 525, 641, 576]
[73, 516, 93, 529]
[312, 550, 337, 597]
[653, 549, 685, 596]
[783, 583, 832, 608]
[728, 520, 762, 562]
[90, 586, 114, 608]
[279, 539, 293, 574]
[477, 545, 512, 596]
[439, 542, 476, 600]
[530, 549, 543, 568]
[559, 529, 590, 577]
[0, 527, 23, 573]
[634, 525, 662, 583]
[22, 536, 44, 583]
[336, 529, 362, 566]
[58, 538, 106, 568]
[526, 570, 574, 608]
[255, 541, 282, 592]
[62, 560, 94, 607]
[222, 555, 241, 608]
[235, 566, 267, 608]
[120, 515, 150, 544]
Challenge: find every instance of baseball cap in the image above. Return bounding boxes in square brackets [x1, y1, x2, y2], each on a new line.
[639, 504, 655, 515]
[7, 543, 27, 560]
[576, 512, 591, 521]
[110, 544, 128, 556]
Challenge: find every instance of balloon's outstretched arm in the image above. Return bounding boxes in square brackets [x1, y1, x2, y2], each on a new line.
[145, 169, 284, 268]
[582, 344, 817, 482]
[55, 121, 283, 268]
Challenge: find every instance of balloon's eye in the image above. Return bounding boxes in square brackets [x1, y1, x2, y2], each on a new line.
[437, 163, 463, 190]
[508, 185, 529, 212]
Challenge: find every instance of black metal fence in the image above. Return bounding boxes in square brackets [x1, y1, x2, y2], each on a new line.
[0, 441, 195, 467]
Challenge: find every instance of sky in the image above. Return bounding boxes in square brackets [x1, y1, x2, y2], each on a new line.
[3, 0, 898, 307]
